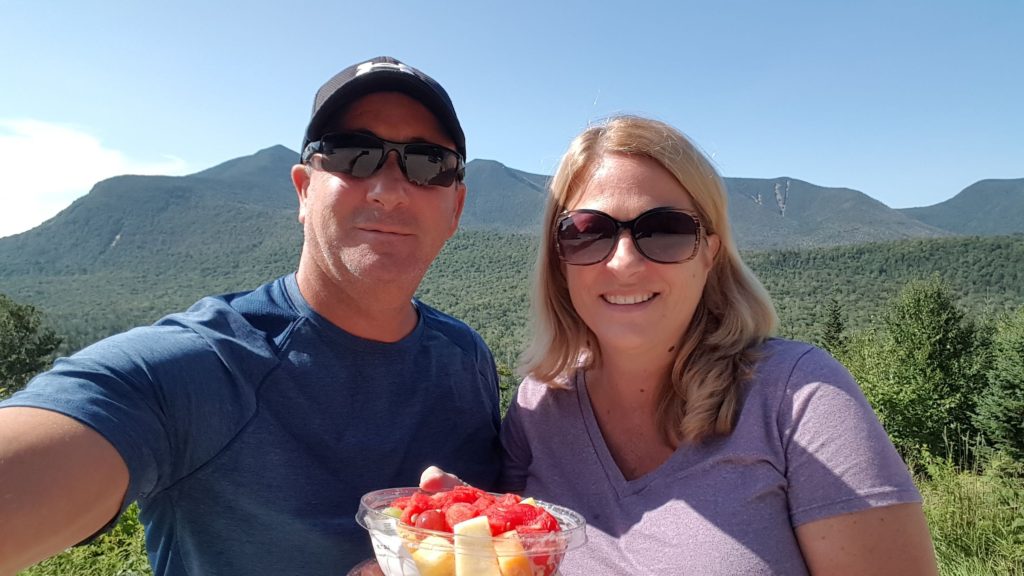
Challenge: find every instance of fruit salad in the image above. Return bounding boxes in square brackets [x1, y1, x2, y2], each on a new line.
[356, 486, 586, 576]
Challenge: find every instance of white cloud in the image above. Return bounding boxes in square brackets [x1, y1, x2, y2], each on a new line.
[0, 119, 190, 238]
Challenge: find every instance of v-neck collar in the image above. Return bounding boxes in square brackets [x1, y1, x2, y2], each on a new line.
[575, 369, 689, 499]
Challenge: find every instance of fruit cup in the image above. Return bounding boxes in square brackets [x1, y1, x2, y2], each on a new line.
[356, 487, 587, 576]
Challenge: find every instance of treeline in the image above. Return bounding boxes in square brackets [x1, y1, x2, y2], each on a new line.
[750, 234, 1024, 341]
[2, 232, 1022, 368]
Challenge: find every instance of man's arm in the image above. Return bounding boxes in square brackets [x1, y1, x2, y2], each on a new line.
[0, 407, 129, 575]
[795, 502, 938, 576]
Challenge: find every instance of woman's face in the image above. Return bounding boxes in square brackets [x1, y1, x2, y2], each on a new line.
[563, 153, 719, 359]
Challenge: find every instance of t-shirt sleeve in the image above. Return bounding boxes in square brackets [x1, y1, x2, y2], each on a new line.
[777, 346, 921, 527]
[478, 342, 503, 433]
[497, 382, 532, 493]
[2, 320, 262, 514]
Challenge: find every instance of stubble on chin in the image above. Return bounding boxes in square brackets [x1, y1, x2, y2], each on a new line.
[338, 244, 429, 289]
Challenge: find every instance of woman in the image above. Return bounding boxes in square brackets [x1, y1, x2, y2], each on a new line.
[496, 115, 937, 574]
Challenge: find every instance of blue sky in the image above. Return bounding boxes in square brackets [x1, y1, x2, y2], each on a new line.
[1, 0, 1021, 237]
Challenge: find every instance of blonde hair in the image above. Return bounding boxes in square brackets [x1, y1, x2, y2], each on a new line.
[519, 115, 778, 445]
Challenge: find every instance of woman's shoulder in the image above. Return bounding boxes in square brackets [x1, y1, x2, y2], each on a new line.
[513, 372, 579, 411]
[746, 338, 855, 397]
[753, 338, 843, 374]
[754, 337, 815, 358]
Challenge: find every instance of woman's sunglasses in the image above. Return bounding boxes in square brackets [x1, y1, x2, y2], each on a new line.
[554, 207, 703, 265]
[302, 131, 465, 187]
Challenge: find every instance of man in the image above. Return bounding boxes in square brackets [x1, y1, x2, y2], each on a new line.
[0, 56, 501, 575]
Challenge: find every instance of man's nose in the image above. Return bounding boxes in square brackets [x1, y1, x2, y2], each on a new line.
[365, 151, 410, 209]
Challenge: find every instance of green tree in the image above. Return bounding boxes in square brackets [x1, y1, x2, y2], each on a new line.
[974, 306, 1024, 466]
[844, 277, 984, 464]
[0, 293, 62, 401]
[20, 503, 151, 576]
[819, 296, 847, 357]
[496, 360, 519, 416]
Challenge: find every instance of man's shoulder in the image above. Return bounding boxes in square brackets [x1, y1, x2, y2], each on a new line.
[415, 299, 491, 357]
[157, 276, 300, 343]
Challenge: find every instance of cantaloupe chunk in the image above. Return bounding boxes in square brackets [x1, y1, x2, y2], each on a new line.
[453, 515, 501, 576]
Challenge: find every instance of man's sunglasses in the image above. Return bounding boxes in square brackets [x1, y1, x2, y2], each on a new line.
[302, 131, 465, 187]
[554, 207, 703, 265]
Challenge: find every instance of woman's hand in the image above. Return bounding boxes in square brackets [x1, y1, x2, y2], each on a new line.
[418, 466, 468, 492]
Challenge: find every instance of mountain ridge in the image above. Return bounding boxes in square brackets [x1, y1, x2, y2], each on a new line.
[1, 145, 1021, 359]
[1, 146, 1021, 280]
[899, 178, 1024, 236]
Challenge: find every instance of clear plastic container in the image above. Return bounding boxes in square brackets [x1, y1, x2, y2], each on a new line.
[356, 487, 587, 576]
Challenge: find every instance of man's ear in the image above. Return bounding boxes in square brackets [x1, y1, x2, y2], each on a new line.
[448, 181, 467, 237]
[291, 164, 311, 224]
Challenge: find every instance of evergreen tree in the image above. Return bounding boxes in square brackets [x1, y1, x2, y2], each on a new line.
[0, 293, 62, 401]
[820, 296, 847, 357]
[496, 360, 518, 416]
[974, 306, 1024, 466]
[844, 277, 984, 464]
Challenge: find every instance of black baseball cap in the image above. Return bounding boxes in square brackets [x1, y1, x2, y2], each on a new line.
[301, 56, 466, 160]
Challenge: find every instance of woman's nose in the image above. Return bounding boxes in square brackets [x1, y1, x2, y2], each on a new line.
[605, 230, 646, 273]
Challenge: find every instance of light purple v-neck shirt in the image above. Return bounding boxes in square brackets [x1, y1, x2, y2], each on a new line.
[499, 339, 920, 575]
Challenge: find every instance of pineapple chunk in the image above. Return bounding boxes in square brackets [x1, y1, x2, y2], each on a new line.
[453, 516, 501, 576]
[519, 497, 537, 506]
[410, 535, 456, 576]
[494, 530, 532, 576]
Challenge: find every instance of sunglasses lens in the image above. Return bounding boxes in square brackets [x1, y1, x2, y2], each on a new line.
[317, 134, 461, 187]
[402, 143, 461, 187]
[634, 210, 699, 263]
[556, 209, 700, 265]
[318, 133, 385, 177]
[320, 147, 384, 177]
[556, 212, 618, 265]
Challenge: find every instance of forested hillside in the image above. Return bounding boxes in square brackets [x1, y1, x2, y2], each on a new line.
[4, 232, 1021, 366]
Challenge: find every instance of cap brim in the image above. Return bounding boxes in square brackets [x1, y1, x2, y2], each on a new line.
[304, 71, 465, 158]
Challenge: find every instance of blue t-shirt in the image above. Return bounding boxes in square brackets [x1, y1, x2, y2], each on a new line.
[3, 274, 502, 575]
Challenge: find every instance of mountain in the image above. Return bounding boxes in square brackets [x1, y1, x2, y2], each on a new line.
[722, 177, 953, 249]
[1, 145, 1020, 282]
[460, 159, 551, 230]
[0, 146, 302, 278]
[899, 178, 1024, 236]
[460, 167, 957, 249]
[1, 145, 1022, 359]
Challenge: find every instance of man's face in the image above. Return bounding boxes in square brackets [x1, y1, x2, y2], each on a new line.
[294, 91, 466, 303]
